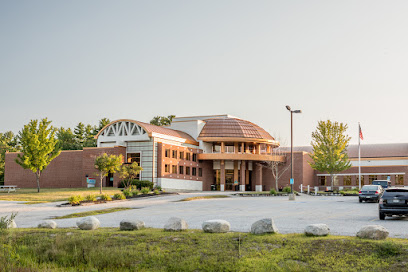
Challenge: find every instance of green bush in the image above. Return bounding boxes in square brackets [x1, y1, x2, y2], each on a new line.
[153, 189, 160, 195]
[0, 212, 17, 230]
[282, 186, 291, 193]
[113, 193, 126, 200]
[141, 187, 150, 194]
[85, 194, 97, 202]
[133, 189, 140, 196]
[100, 194, 112, 201]
[118, 180, 154, 190]
[154, 186, 162, 191]
[68, 195, 84, 205]
[123, 189, 133, 198]
[269, 188, 277, 195]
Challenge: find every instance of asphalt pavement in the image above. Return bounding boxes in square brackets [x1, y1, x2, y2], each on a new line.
[1, 192, 407, 238]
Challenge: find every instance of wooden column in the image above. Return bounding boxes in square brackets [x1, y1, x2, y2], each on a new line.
[241, 143, 245, 153]
[240, 160, 246, 191]
[234, 160, 239, 188]
[255, 163, 263, 192]
[221, 142, 225, 153]
[234, 143, 239, 154]
[220, 160, 225, 191]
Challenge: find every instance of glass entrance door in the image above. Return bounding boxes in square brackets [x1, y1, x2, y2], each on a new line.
[225, 170, 234, 190]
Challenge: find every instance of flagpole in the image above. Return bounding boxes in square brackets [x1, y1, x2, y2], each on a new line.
[358, 122, 361, 190]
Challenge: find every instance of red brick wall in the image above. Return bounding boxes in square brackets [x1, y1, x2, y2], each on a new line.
[4, 146, 126, 188]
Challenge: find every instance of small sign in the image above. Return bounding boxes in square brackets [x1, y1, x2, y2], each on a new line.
[87, 178, 96, 188]
[234, 180, 239, 185]
[290, 178, 294, 185]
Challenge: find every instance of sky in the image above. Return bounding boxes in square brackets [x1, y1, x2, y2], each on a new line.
[1, 0, 408, 146]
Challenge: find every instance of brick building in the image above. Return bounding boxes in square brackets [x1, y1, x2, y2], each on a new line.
[4, 115, 408, 191]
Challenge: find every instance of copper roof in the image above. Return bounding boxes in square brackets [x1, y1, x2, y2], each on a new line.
[198, 118, 275, 141]
[96, 119, 199, 145]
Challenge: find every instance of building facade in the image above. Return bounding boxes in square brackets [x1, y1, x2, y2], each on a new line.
[4, 115, 408, 190]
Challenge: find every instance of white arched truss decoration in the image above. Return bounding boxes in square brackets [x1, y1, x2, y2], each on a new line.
[99, 121, 147, 137]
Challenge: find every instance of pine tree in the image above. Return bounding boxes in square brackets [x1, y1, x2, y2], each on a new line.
[309, 120, 352, 188]
[15, 118, 61, 192]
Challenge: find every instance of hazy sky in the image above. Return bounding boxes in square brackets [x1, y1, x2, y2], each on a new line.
[1, 0, 408, 146]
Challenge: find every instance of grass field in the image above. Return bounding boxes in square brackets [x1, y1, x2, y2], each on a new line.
[1, 228, 408, 271]
[52, 208, 133, 219]
[0, 188, 122, 203]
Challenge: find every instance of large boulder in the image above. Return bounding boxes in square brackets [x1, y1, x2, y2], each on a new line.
[7, 220, 17, 229]
[357, 225, 389, 240]
[120, 220, 145, 231]
[164, 217, 188, 231]
[251, 218, 279, 234]
[202, 220, 230, 233]
[304, 224, 330, 236]
[76, 216, 100, 230]
[38, 220, 57, 229]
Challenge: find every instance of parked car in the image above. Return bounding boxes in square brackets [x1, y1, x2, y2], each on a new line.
[379, 187, 408, 220]
[372, 180, 391, 189]
[358, 185, 383, 203]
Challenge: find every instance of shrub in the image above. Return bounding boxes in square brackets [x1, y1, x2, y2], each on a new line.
[153, 189, 160, 195]
[113, 193, 126, 200]
[0, 212, 17, 230]
[269, 188, 277, 195]
[68, 195, 84, 205]
[100, 194, 112, 201]
[133, 189, 140, 196]
[123, 188, 133, 198]
[118, 179, 154, 190]
[154, 186, 162, 191]
[141, 187, 150, 194]
[85, 194, 97, 202]
[282, 186, 291, 193]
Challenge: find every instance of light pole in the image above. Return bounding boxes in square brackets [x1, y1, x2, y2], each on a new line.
[286, 105, 302, 197]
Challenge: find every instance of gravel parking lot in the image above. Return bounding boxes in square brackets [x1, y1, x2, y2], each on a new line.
[1, 193, 407, 238]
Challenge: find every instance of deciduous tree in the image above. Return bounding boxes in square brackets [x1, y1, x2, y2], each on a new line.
[15, 118, 61, 192]
[94, 153, 123, 194]
[150, 115, 175, 126]
[0, 131, 19, 182]
[309, 120, 352, 188]
[119, 162, 143, 188]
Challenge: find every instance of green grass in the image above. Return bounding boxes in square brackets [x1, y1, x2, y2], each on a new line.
[1, 228, 408, 271]
[0, 188, 122, 203]
[52, 208, 133, 219]
[178, 195, 230, 201]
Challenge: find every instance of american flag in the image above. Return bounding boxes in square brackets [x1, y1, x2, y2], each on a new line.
[359, 124, 364, 140]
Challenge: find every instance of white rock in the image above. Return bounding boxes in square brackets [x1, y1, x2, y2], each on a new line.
[304, 224, 330, 236]
[120, 220, 145, 231]
[202, 220, 230, 233]
[251, 218, 279, 234]
[164, 217, 188, 231]
[7, 220, 17, 229]
[76, 216, 100, 230]
[38, 220, 57, 229]
[357, 225, 389, 240]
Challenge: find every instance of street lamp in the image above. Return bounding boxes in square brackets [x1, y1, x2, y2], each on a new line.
[286, 105, 302, 199]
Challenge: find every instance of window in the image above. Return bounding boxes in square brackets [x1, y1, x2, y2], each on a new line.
[186, 167, 190, 175]
[186, 153, 191, 160]
[165, 164, 170, 173]
[225, 145, 234, 153]
[172, 165, 177, 174]
[127, 153, 140, 164]
[198, 168, 202, 177]
[172, 150, 177, 158]
[319, 176, 326, 186]
[396, 175, 404, 185]
[179, 151, 184, 160]
[357, 175, 365, 186]
[344, 176, 352, 186]
[369, 175, 377, 183]
[192, 167, 197, 176]
[213, 144, 221, 153]
[179, 166, 184, 174]
[165, 149, 170, 158]
[192, 153, 197, 162]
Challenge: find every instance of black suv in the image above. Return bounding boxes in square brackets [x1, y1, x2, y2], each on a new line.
[379, 187, 408, 220]
[358, 185, 383, 203]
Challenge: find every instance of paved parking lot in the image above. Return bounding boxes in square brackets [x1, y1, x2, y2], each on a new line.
[1, 193, 407, 238]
